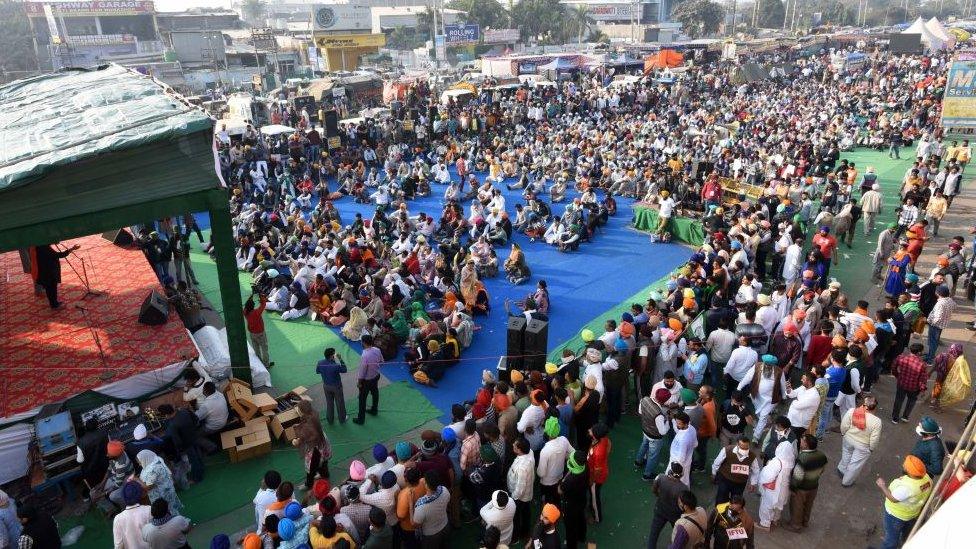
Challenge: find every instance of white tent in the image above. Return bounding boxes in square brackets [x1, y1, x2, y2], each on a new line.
[904, 17, 946, 50]
[926, 17, 954, 46]
[904, 476, 976, 548]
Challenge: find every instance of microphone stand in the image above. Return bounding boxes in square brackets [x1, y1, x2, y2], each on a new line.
[75, 304, 114, 381]
[56, 244, 102, 299]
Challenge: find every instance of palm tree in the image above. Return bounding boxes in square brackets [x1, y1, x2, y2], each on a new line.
[571, 4, 595, 45]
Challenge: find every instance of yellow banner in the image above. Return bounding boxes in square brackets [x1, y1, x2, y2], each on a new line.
[314, 33, 386, 49]
[943, 97, 976, 122]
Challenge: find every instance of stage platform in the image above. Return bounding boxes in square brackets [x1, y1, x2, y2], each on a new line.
[0, 235, 198, 417]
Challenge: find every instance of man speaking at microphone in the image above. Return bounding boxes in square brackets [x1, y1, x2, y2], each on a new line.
[30, 242, 80, 309]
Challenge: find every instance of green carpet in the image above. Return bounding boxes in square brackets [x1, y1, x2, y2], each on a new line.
[189, 244, 362, 388]
[61, 381, 441, 548]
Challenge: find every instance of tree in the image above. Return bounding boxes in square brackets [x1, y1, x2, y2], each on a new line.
[417, 7, 435, 40]
[241, 0, 266, 25]
[671, 0, 725, 38]
[0, 0, 37, 78]
[570, 4, 596, 44]
[756, 0, 786, 28]
[512, 0, 584, 44]
[920, 0, 960, 19]
[447, 0, 508, 29]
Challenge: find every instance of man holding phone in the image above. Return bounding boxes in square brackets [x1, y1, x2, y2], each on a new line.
[316, 347, 347, 424]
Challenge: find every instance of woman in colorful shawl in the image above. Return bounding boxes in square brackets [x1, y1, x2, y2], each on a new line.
[930, 343, 964, 411]
[341, 306, 367, 341]
[460, 257, 479, 310]
[409, 300, 429, 324]
[440, 291, 459, 318]
[883, 242, 912, 297]
[504, 243, 531, 285]
[389, 310, 410, 342]
[292, 400, 332, 488]
[137, 450, 183, 515]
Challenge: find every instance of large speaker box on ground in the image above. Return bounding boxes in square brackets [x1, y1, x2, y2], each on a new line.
[138, 290, 169, 325]
[323, 109, 340, 138]
[505, 316, 527, 377]
[523, 319, 549, 372]
[101, 228, 134, 247]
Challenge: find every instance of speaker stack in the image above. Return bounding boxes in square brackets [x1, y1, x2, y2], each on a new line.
[523, 318, 549, 372]
[502, 316, 526, 383]
[323, 109, 340, 138]
[138, 290, 170, 325]
[101, 228, 134, 247]
[504, 316, 550, 378]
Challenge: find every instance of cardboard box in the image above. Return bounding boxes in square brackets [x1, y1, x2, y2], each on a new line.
[270, 407, 304, 441]
[250, 393, 278, 413]
[220, 418, 271, 463]
[224, 378, 258, 420]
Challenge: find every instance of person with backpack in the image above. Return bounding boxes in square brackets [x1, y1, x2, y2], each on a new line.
[669, 490, 708, 548]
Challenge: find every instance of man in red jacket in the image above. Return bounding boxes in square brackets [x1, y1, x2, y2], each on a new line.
[244, 294, 273, 367]
[587, 423, 611, 524]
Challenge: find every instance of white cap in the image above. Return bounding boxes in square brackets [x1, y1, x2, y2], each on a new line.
[133, 424, 147, 441]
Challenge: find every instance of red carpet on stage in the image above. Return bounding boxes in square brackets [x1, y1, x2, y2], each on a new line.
[0, 235, 197, 417]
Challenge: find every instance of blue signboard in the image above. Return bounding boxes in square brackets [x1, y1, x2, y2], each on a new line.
[444, 24, 480, 45]
[943, 60, 976, 127]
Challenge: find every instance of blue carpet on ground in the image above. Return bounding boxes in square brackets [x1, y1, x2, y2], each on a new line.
[191, 167, 688, 418]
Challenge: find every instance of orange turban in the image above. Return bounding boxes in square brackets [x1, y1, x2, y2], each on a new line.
[106, 440, 125, 458]
[510, 370, 524, 383]
[243, 533, 262, 549]
[619, 322, 635, 338]
[853, 328, 868, 343]
[492, 393, 511, 411]
[682, 297, 696, 310]
[542, 503, 561, 523]
[668, 318, 683, 332]
[903, 455, 927, 478]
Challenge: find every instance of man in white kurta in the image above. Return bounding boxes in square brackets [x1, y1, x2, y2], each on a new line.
[737, 354, 789, 443]
[668, 411, 698, 487]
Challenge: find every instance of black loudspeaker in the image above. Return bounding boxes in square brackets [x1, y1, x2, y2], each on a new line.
[523, 319, 549, 372]
[506, 316, 527, 373]
[101, 228, 134, 247]
[323, 109, 340, 138]
[138, 290, 169, 325]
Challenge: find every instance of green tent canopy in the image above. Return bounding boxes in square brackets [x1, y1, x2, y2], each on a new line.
[0, 64, 250, 379]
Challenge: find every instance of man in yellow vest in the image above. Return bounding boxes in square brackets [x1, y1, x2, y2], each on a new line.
[874, 455, 932, 549]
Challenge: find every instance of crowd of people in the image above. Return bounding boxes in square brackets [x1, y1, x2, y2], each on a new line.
[19, 39, 966, 549]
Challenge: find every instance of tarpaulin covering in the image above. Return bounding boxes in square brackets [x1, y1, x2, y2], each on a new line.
[0, 64, 219, 248]
[632, 205, 706, 246]
[644, 49, 684, 71]
[0, 64, 212, 192]
[732, 62, 769, 84]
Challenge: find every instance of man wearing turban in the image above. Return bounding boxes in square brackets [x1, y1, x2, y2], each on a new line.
[875, 455, 933, 548]
[737, 354, 788, 443]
